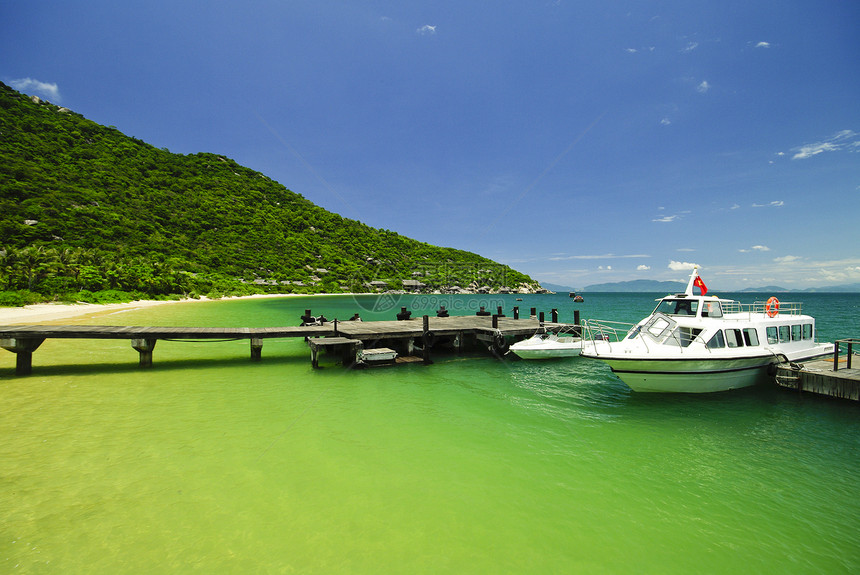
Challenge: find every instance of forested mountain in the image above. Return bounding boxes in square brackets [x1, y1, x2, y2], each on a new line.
[0, 82, 539, 305]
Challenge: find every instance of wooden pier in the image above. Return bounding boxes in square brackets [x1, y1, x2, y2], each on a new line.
[774, 339, 860, 401]
[0, 315, 570, 376]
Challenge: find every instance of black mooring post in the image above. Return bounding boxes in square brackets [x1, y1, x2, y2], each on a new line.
[530, 307, 537, 318]
[539, 311, 545, 325]
[574, 310, 581, 336]
[492, 315, 499, 329]
[551, 308, 558, 323]
[513, 306, 519, 319]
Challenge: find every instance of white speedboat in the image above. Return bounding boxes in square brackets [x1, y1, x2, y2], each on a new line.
[509, 328, 585, 359]
[580, 268, 834, 393]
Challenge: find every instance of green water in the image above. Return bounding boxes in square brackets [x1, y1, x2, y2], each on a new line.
[2, 293, 859, 573]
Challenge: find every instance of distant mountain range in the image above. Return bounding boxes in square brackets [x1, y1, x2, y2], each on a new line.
[541, 280, 860, 293]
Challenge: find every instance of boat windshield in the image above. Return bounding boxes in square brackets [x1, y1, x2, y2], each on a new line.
[653, 298, 699, 317]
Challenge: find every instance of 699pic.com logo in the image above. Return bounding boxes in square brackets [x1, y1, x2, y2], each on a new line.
[348, 261, 407, 315]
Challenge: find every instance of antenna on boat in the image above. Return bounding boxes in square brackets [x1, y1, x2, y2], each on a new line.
[684, 266, 699, 296]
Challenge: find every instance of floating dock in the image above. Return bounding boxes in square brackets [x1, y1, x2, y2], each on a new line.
[0, 314, 573, 375]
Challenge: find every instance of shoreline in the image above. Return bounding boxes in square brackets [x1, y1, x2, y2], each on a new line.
[0, 293, 314, 325]
[0, 289, 543, 325]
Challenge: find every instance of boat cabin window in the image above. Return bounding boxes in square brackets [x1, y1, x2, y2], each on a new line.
[646, 316, 673, 338]
[743, 328, 759, 346]
[779, 326, 790, 343]
[791, 325, 802, 341]
[766, 327, 778, 344]
[701, 301, 722, 318]
[725, 329, 744, 348]
[667, 327, 702, 347]
[803, 324, 813, 340]
[655, 299, 699, 317]
[706, 331, 726, 349]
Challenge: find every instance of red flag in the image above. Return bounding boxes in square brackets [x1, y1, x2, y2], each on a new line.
[693, 276, 708, 295]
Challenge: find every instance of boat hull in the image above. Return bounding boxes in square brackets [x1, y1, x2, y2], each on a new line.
[599, 356, 775, 393]
[511, 347, 582, 359]
[509, 337, 583, 360]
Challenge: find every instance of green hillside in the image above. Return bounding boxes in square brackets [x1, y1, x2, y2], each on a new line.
[0, 82, 539, 305]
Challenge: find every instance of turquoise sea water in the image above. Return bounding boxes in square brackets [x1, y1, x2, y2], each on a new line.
[2, 292, 859, 573]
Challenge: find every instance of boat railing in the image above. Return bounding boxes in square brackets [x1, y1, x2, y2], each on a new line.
[721, 300, 803, 316]
[581, 319, 634, 351]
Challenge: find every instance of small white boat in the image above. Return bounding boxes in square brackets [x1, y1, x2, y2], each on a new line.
[509, 329, 585, 359]
[580, 268, 834, 393]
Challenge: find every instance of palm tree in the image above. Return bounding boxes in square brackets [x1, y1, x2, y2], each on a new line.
[17, 246, 48, 291]
[0, 247, 19, 290]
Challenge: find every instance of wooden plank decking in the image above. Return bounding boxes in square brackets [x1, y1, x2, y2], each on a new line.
[0, 316, 566, 375]
[774, 357, 860, 401]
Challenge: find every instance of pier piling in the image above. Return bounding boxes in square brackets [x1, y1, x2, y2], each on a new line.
[250, 338, 263, 362]
[131, 338, 157, 368]
[0, 337, 45, 376]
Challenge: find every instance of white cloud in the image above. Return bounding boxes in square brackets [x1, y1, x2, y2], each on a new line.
[697, 80, 710, 93]
[752, 200, 784, 208]
[637, 265, 651, 271]
[626, 48, 638, 53]
[774, 255, 801, 263]
[730, 204, 740, 210]
[660, 118, 671, 126]
[417, 24, 436, 35]
[669, 261, 699, 271]
[792, 130, 858, 159]
[683, 42, 699, 52]
[653, 215, 678, 223]
[9, 77, 61, 102]
[739, 245, 770, 253]
[755, 41, 770, 48]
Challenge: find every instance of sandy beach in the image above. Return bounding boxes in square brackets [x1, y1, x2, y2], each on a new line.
[0, 294, 310, 325]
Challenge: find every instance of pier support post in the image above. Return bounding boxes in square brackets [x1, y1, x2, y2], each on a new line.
[1, 337, 46, 376]
[551, 309, 558, 323]
[422, 315, 433, 365]
[513, 306, 519, 319]
[250, 338, 263, 362]
[131, 338, 157, 368]
[573, 310, 581, 337]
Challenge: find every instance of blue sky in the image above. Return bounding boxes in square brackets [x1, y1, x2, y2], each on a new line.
[3, 1, 858, 289]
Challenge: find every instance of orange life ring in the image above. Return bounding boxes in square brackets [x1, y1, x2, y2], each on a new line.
[766, 296, 780, 317]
